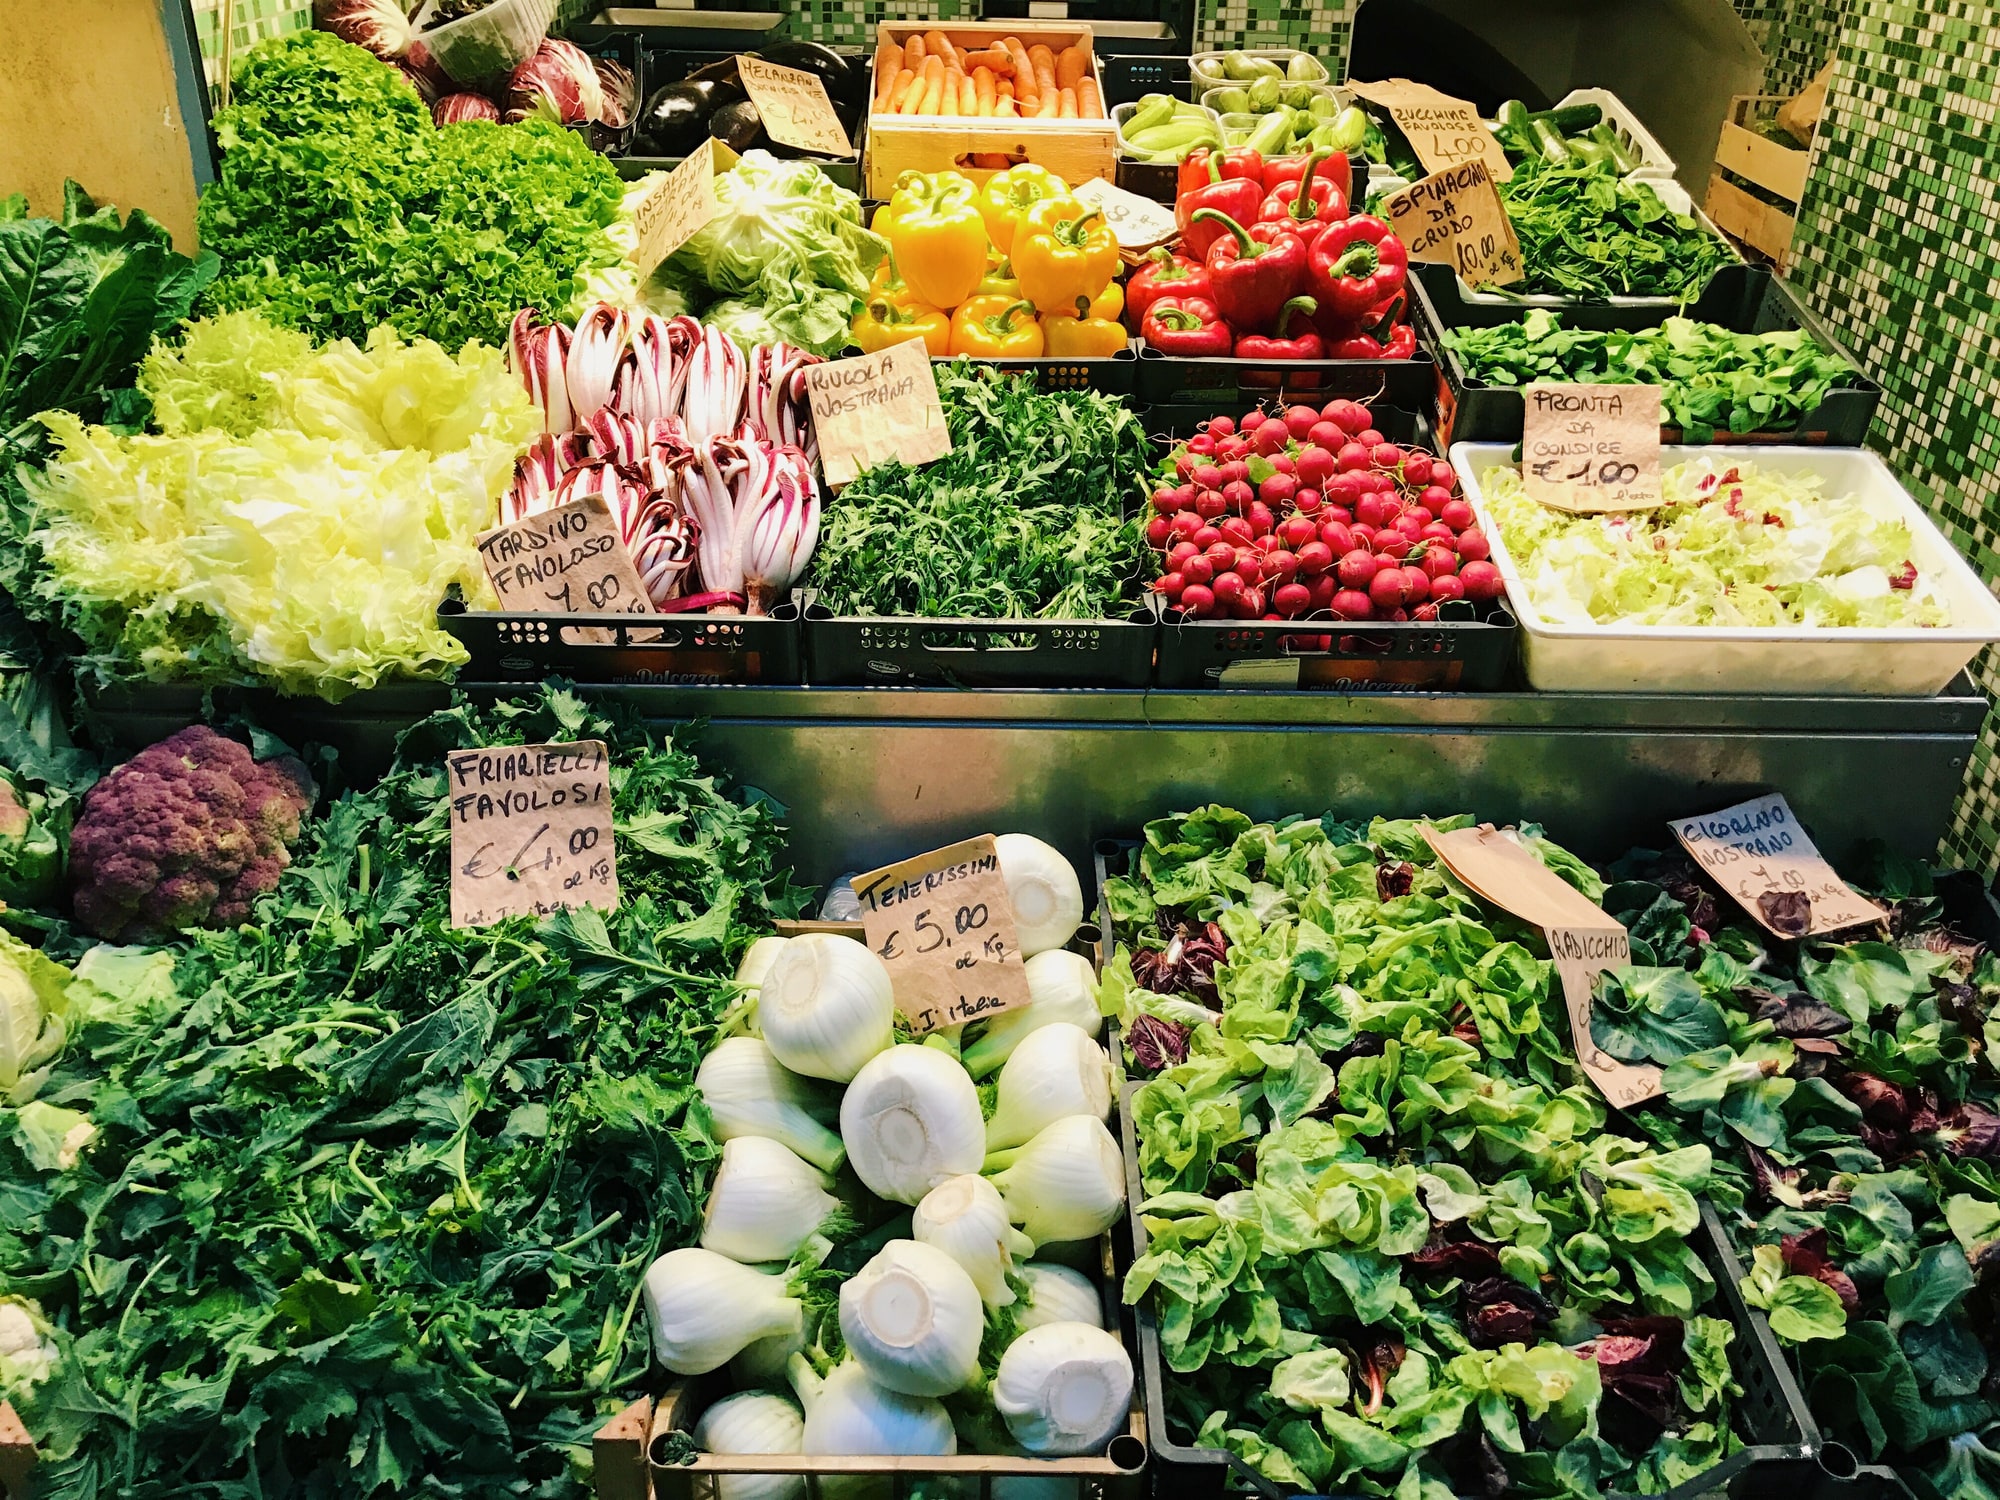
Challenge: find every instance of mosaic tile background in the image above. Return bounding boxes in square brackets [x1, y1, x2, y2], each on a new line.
[1735, 0, 1847, 96]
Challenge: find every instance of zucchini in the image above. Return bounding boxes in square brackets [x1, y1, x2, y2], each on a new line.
[1530, 118, 1572, 163]
[1495, 99, 1532, 135]
[1569, 138, 1613, 169]
[1589, 121, 1641, 173]
[1546, 102, 1603, 135]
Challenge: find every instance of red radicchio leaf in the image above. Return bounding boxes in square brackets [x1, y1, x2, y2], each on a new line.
[1411, 1238, 1506, 1278]
[1376, 860, 1416, 901]
[1781, 1229, 1862, 1313]
[1835, 1071, 1910, 1127]
[314, 0, 411, 60]
[504, 39, 607, 127]
[1757, 889, 1812, 937]
[432, 91, 500, 125]
[1126, 1015, 1191, 1073]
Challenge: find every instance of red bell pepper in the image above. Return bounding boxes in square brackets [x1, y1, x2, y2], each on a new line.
[1175, 146, 1264, 202]
[1258, 149, 1349, 232]
[1323, 321, 1417, 360]
[1190, 210, 1307, 334]
[1124, 247, 1211, 328]
[1233, 296, 1324, 360]
[1177, 153, 1265, 262]
[1262, 148, 1349, 196]
[1140, 295, 1233, 357]
[1306, 214, 1409, 324]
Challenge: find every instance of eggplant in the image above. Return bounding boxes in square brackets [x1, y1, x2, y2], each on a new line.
[709, 99, 766, 154]
[756, 40, 865, 130]
[634, 77, 739, 157]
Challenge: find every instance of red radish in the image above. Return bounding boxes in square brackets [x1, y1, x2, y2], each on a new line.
[1284, 405, 1319, 439]
[1219, 460, 1249, 486]
[1183, 555, 1214, 586]
[1171, 515, 1203, 544]
[1181, 583, 1216, 616]
[1261, 473, 1299, 509]
[1246, 501, 1276, 535]
[1336, 550, 1378, 588]
[1336, 441, 1372, 472]
[1235, 552, 1265, 586]
[1308, 420, 1343, 450]
[1415, 545, 1458, 580]
[1320, 521, 1356, 554]
[1376, 532, 1411, 560]
[1403, 505, 1433, 527]
[1188, 435, 1216, 458]
[1169, 539, 1200, 569]
[1218, 437, 1248, 462]
[1252, 421, 1289, 456]
[1295, 488, 1324, 515]
[1222, 480, 1254, 512]
[1366, 470, 1398, 492]
[1192, 463, 1222, 489]
[1412, 602, 1440, 621]
[1195, 490, 1227, 520]
[1238, 585, 1267, 616]
[1193, 524, 1223, 549]
[1455, 528, 1491, 562]
[1296, 540, 1334, 577]
[1350, 522, 1377, 548]
[1277, 516, 1314, 548]
[1331, 588, 1374, 619]
[1325, 505, 1353, 525]
[1157, 571, 1185, 601]
[1151, 488, 1179, 514]
[1323, 399, 1371, 433]
[1274, 582, 1311, 617]
[1212, 570, 1244, 606]
[1219, 516, 1255, 546]
[1428, 573, 1465, 603]
[1210, 416, 1236, 438]
[1307, 573, 1337, 611]
[1296, 446, 1337, 487]
[1355, 428, 1383, 447]
[1145, 516, 1172, 548]
[1393, 514, 1426, 541]
[1354, 494, 1389, 528]
[1371, 443, 1403, 469]
[1429, 461, 1456, 491]
[1439, 499, 1475, 530]
[1403, 455, 1433, 487]
[1421, 522, 1456, 544]
[1459, 560, 1503, 601]
[1174, 453, 1196, 481]
[1205, 540, 1237, 567]
[1385, 607, 1410, 622]
[1369, 568, 1409, 610]
[1327, 471, 1368, 505]
[1264, 549, 1299, 584]
[1268, 454, 1296, 475]
[1420, 484, 1452, 512]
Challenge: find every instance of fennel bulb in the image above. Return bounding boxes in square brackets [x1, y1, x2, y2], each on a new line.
[839, 1239, 984, 1397]
[994, 835, 1083, 956]
[1017, 1262, 1104, 1332]
[790, 1354, 958, 1456]
[732, 1323, 810, 1386]
[961, 950, 1101, 1078]
[913, 1174, 1033, 1308]
[840, 1044, 985, 1205]
[984, 1114, 1125, 1246]
[644, 1248, 805, 1374]
[985, 1023, 1111, 1152]
[698, 1036, 847, 1174]
[737, 935, 791, 993]
[701, 1135, 843, 1264]
[694, 1391, 806, 1500]
[761, 933, 895, 1083]
[992, 1322, 1133, 1456]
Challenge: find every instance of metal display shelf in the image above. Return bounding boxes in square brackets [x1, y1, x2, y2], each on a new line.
[85, 678, 1987, 888]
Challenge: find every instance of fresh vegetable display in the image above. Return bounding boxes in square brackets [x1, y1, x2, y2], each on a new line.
[1473, 455, 1949, 629]
[1119, 93, 1225, 166]
[1154, 148, 1414, 359]
[870, 31, 1105, 122]
[1148, 398, 1503, 621]
[0, 689, 810, 1498]
[1487, 158, 1736, 302]
[805, 362, 1150, 619]
[1102, 806, 1747, 1498]
[1441, 311, 1858, 440]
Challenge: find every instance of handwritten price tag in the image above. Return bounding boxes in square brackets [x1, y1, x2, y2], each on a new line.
[853, 835, 1032, 1034]
[448, 741, 619, 929]
[1382, 161, 1522, 289]
[1348, 78, 1512, 182]
[804, 338, 953, 487]
[1071, 177, 1176, 250]
[628, 138, 736, 276]
[1426, 824, 1661, 1107]
[737, 55, 852, 156]
[1521, 383, 1664, 513]
[1671, 794, 1886, 938]
[478, 495, 654, 617]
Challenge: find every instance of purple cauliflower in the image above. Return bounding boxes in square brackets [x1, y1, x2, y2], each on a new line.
[69, 727, 315, 942]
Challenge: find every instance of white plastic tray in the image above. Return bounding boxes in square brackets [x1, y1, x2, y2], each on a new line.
[1527, 88, 1677, 182]
[411, 0, 555, 85]
[1451, 443, 2000, 697]
[1113, 99, 1223, 161]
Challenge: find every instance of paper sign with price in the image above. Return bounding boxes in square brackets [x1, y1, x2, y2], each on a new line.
[1521, 383, 1664, 513]
[1347, 79, 1512, 182]
[477, 495, 654, 617]
[1425, 824, 1662, 1107]
[628, 138, 737, 276]
[448, 741, 619, 929]
[737, 56, 852, 156]
[805, 338, 953, 487]
[1071, 177, 1177, 250]
[853, 835, 1032, 1034]
[1671, 794, 1885, 938]
[1381, 162, 1522, 289]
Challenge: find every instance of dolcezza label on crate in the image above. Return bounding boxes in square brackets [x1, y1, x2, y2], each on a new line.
[629, 138, 737, 275]
[1425, 824, 1663, 1106]
[736, 56, 852, 156]
[1348, 78, 1512, 182]
[447, 741, 619, 930]
[477, 494, 654, 617]
[1521, 383, 1664, 513]
[805, 337, 953, 487]
[1671, 794, 1885, 938]
[1382, 162, 1522, 289]
[853, 834, 1032, 1034]
[1071, 177, 1177, 250]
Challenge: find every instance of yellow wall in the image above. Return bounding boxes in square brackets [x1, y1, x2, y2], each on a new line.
[0, 0, 201, 248]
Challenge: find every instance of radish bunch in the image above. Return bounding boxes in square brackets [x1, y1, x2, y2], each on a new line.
[1146, 399, 1506, 622]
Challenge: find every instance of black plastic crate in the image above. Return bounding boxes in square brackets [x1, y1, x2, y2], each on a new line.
[981, 347, 1141, 395]
[803, 603, 1157, 688]
[1135, 343, 1437, 413]
[1117, 149, 1368, 208]
[1414, 264, 1882, 448]
[438, 598, 806, 685]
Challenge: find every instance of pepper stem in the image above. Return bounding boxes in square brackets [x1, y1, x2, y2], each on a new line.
[1288, 148, 1332, 222]
[1206, 149, 1223, 185]
[982, 300, 1037, 335]
[1329, 242, 1381, 281]
[1187, 208, 1256, 257]
[1274, 295, 1318, 339]
[1153, 307, 1207, 331]
[1057, 208, 1105, 245]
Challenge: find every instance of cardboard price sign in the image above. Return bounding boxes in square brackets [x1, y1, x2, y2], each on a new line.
[737, 56, 852, 156]
[1348, 78, 1512, 182]
[628, 138, 736, 276]
[478, 495, 654, 617]
[804, 337, 953, 487]
[1521, 383, 1664, 513]
[448, 741, 619, 929]
[1671, 794, 1886, 938]
[1381, 162, 1522, 289]
[853, 835, 1032, 1034]
[1072, 176, 1177, 250]
[1425, 824, 1662, 1106]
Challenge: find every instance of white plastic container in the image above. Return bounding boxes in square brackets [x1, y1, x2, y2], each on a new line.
[1451, 443, 2000, 697]
[1525, 87, 1677, 182]
[1113, 99, 1222, 161]
[410, 0, 556, 85]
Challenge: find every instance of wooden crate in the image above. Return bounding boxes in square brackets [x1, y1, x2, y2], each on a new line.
[594, 1396, 652, 1500]
[0, 1402, 33, 1500]
[864, 21, 1118, 198]
[1705, 93, 1809, 268]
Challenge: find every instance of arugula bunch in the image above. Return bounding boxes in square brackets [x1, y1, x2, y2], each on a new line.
[1104, 808, 1742, 1498]
[0, 688, 809, 1498]
[1601, 850, 2000, 1500]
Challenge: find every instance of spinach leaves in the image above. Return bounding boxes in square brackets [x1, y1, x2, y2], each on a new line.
[1496, 158, 1735, 302]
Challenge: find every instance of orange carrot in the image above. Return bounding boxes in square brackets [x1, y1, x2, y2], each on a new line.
[916, 55, 945, 113]
[924, 30, 956, 67]
[997, 77, 1014, 101]
[1077, 77, 1103, 118]
[1029, 44, 1058, 102]
[940, 69, 960, 115]
[1055, 45, 1087, 91]
[973, 65, 997, 114]
[903, 34, 926, 70]
[1006, 38, 1038, 101]
[1058, 86, 1078, 118]
[996, 95, 1018, 116]
[1036, 88, 1060, 118]
[960, 46, 1013, 73]
[958, 70, 977, 113]
[887, 67, 918, 113]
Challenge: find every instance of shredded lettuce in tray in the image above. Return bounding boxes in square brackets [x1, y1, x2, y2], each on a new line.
[1480, 457, 1953, 629]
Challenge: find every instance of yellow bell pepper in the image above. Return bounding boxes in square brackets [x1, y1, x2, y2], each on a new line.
[1086, 279, 1125, 322]
[976, 164, 1068, 256]
[977, 258, 1021, 299]
[948, 296, 1045, 358]
[1011, 198, 1120, 319]
[1041, 313, 1127, 358]
[852, 297, 951, 356]
[870, 204, 897, 236]
[884, 171, 989, 311]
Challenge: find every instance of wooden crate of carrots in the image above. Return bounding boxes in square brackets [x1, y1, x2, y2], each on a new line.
[864, 23, 1116, 197]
